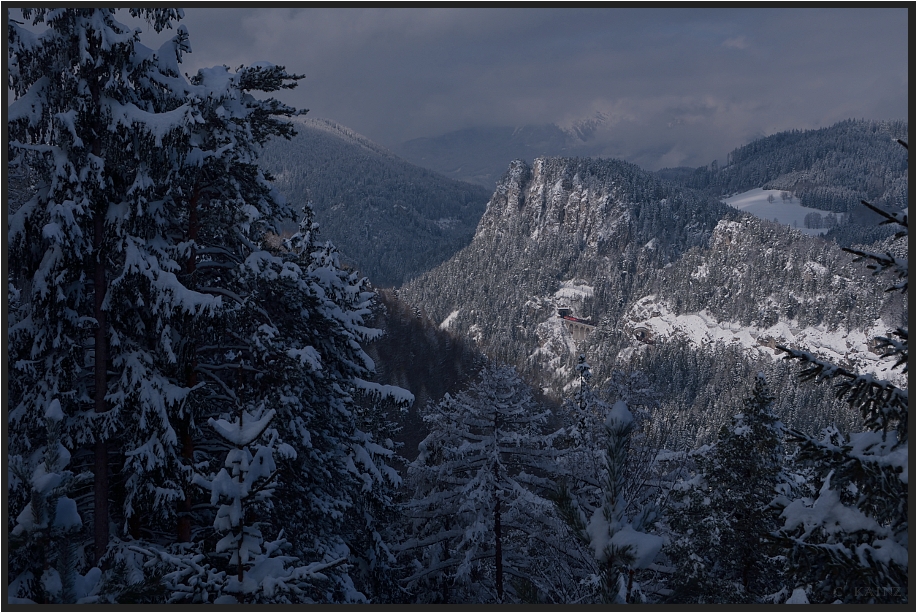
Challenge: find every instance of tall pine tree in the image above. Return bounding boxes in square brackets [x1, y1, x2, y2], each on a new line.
[666, 374, 784, 603]
[400, 363, 559, 603]
[9, 9, 410, 603]
[7, 7, 204, 580]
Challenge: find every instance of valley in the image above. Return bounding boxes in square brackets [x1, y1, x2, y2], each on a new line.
[256, 120, 905, 444]
[8, 9, 906, 605]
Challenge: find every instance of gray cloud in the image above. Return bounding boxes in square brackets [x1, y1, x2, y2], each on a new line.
[120, 7, 908, 170]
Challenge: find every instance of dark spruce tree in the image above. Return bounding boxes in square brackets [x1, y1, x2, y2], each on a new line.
[8, 8, 410, 604]
[665, 374, 784, 603]
[7, 9, 203, 599]
[400, 363, 559, 603]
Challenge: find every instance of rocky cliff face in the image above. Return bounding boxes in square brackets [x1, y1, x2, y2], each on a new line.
[400, 156, 902, 445]
[400, 156, 732, 386]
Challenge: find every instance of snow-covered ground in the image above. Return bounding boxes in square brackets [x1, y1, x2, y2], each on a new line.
[440, 309, 460, 330]
[625, 296, 905, 384]
[526, 281, 597, 394]
[723, 188, 844, 236]
[554, 280, 594, 304]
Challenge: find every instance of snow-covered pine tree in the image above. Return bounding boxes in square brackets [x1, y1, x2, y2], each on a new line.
[773, 149, 908, 604]
[191, 397, 314, 603]
[7, 400, 99, 603]
[551, 357, 666, 604]
[665, 374, 784, 603]
[400, 363, 559, 603]
[247, 211, 412, 603]
[10, 9, 410, 603]
[7, 8, 209, 577]
[158, 60, 409, 602]
[157, 59, 304, 554]
[552, 403, 663, 602]
[342, 384, 407, 603]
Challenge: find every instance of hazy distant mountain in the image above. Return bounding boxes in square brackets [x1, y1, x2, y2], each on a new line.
[395, 118, 908, 234]
[393, 112, 635, 190]
[399, 155, 903, 446]
[259, 117, 493, 287]
[393, 124, 577, 188]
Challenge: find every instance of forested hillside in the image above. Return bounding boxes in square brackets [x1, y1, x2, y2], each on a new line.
[6, 8, 907, 606]
[399, 156, 905, 447]
[657, 119, 908, 245]
[259, 117, 492, 286]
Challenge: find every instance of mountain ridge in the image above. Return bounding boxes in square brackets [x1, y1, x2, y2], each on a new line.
[399, 153, 904, 445]
[259, 117, 493, 287]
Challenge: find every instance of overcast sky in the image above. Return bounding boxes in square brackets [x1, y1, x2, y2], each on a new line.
[127, 7, 909, 170]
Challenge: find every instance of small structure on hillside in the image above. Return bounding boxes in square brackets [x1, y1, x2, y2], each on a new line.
[633, 326, 655, 345]
[557, 306, 595, 341]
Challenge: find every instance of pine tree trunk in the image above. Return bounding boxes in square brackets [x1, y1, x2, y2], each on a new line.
[93, 209, 109, 564]
[177, 187, 200, 543]
[90, 34, 109, 566]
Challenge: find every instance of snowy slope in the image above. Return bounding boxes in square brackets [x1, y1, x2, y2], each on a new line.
[623, 295, 905, 384]
[723, 188, 844, 236]
[529, 281, 596, 393]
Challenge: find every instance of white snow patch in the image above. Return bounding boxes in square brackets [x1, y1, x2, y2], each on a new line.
[723, 188, 844, 236]
[209, 409, 276, 447]
[607, 400, 633, 429]
[45, 399, 64, 422]
[53, 497, 81, 529]
[468, 323, 483, 344]
[626, 296, 906, 384]
[609, 525, 663, 569]
[585, 509, 662, 569]
[803, 260, 828, 276]
[786, 587, 809, 604]
[354, 378, 415, 405]
[554, 281, 594, 302]
[440, 309, 460, 330]
[691, 263, 709, 280]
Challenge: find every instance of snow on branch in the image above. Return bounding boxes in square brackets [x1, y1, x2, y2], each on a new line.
[353, 378, 414, 407]
[842, 246, 907, 293]
[208, 408, 276, 448]
[776, 345, 907, 438]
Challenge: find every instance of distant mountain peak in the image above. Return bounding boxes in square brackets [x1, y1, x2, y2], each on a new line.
[558, 110, 608, 142]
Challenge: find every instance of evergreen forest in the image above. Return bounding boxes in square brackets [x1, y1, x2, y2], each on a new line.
[5, 9, 909, 605]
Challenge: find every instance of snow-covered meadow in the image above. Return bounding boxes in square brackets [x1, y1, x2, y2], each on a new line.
[722, 188, 844, 236]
